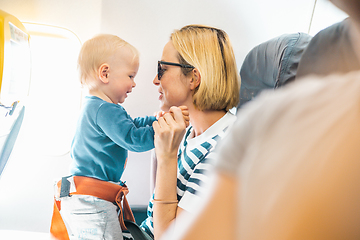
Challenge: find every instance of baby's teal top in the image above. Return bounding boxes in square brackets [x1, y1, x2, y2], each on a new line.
[70, 96, 155, 182]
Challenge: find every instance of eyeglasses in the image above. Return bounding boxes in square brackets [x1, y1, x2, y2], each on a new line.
[157, 61, 194, 80]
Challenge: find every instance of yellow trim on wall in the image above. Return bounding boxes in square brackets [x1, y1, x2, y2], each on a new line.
[0, 9, 30, 101]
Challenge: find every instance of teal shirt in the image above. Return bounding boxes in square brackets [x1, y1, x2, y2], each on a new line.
[70, 96, 155, 182]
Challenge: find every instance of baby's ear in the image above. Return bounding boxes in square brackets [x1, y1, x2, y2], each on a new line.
[98, 63, 110, 83]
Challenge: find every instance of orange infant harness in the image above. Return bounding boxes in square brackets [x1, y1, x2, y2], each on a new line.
[50, 176, 135, 240]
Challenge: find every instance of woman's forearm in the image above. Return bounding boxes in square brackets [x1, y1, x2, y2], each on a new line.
[153, 157, 179, 239]
[152, 107, 187, 239]
[160, 172, 238, 240]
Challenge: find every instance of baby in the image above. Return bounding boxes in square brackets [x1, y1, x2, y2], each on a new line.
[52, 34, 188, 240]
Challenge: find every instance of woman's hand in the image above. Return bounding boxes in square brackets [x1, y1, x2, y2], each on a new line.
[152, 106, 188, 239]
[153, 106, 187, 161]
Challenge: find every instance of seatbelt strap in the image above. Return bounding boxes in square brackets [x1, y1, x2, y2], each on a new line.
[50, 198, 69, 240]
[59, 176, 70, 198]
[50, 176, 136, 240]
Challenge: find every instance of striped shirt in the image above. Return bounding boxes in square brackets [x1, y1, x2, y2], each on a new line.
[140, 112, 236, 238]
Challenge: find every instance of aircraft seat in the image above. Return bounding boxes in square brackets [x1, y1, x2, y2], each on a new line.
[238, 32, 312, 109]
[296, 18, 360, 78]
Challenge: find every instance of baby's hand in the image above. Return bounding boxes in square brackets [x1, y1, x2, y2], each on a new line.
[154, 110, 166, 120]
[155, 106, 189, 127]
[178, 105, 190, 128]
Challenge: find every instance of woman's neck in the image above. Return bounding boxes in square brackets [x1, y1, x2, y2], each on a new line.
[188, 106, 227, 137]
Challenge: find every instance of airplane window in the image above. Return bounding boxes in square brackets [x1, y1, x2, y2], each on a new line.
[1, 22, 31, 103]
[0, 23, 82, 233]
[21, 23, 82, 156]
[0, 16, 30, 177]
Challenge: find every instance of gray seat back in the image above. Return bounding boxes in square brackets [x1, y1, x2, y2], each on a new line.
[238, 32, 312, 109]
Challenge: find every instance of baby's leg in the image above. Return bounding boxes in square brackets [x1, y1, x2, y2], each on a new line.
[61, 195, 123, 240]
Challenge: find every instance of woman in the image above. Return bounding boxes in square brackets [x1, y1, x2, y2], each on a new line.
[139, 24, 240, 239]
[159, 2, 360, 240]
[160, 71, 360, 240]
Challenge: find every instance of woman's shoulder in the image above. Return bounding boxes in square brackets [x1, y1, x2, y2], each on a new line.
[186, 111, 236, 146]
[208, 111, 237, 135]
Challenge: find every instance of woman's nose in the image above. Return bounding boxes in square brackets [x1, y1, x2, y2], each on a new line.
[153, 75, 160, 86]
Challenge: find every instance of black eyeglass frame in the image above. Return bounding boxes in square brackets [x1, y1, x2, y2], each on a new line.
[157, 61, 194, 80]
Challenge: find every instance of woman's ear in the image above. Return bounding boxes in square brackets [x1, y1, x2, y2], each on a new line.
[98, 63, 110, 84]
[190, 69, 201, 90]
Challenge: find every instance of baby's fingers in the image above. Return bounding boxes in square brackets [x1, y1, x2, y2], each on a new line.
[154, 111, 165, 119]
[178, 105, 188, 111]
[179, 106, 190, 127]
[184, 115, 190, 127]
[169, 106, 185, 125]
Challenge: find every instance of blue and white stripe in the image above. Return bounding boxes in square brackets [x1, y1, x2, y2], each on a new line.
[140, 112, 236, 238]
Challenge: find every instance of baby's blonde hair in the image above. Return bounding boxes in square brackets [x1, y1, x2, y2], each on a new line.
[78, 34, 139, 89]
[171, 25, 240, 111]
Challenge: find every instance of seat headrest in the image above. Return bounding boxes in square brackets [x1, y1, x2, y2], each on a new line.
[296, 18, 360, 78]
[238, 32, 312, 109]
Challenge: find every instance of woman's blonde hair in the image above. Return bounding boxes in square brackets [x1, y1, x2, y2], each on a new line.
[170, 24, 240, 111]
[78, 34, 139, 89]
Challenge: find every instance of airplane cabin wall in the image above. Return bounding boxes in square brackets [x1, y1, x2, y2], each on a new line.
[0, 0, 348, 234]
